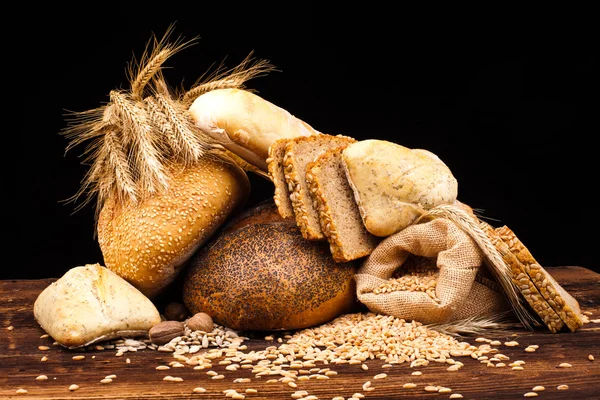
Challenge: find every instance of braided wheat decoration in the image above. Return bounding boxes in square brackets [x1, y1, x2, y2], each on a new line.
[419, 204, 540, 330]
[61, 25, 275, 221]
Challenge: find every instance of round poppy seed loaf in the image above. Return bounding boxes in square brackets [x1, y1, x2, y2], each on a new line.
[182, 210, 360, 331]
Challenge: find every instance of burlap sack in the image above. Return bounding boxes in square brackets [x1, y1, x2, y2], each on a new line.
[355, 218, 509, 324]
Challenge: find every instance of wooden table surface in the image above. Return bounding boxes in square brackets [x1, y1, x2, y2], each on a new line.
[1, 266, 599, 400]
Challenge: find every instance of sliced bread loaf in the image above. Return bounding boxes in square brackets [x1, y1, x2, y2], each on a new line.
[267, 138, 296, 219]
[306, 145, 381, 262]
[284, 134, 357, 240]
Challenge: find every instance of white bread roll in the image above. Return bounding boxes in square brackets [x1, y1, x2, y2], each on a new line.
[33, 263, 161, 349]
[182, 202, 360, 331]
[97, 157, 250, 299]
[188, 88, 318, 171]
[342, 140, 458, 237]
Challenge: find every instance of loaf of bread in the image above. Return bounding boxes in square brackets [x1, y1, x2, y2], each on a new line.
[182, 202, 360, 331]
[188, 88, 318, 172]
[97, 156, 250, 299]
[33, 264, 161, 349]
[342, 140, 458, 237]
[306, 145, 381, 262]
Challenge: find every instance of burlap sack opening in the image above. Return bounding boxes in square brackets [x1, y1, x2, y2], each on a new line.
[355, 218, 509, 324]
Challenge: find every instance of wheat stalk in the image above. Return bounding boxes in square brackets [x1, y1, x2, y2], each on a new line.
[110, 90, 168, 196]
[181, 51, 277, 107]
[426, 311, 522, 337]
[129, 24, 197, 101]
[418, 204, 539, 330]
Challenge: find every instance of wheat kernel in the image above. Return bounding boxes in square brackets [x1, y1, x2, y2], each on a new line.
[193, 387, 206, 393]
[69, 384, 79, 391]
[403, 383, 417, 389]
[512, 366, 525, 371]
[439, 387, 452, 394]
[588, 354, 594, 361]
[38, 346, 50, 351]
[245, 388, 258, 394]
[557, 384, 569, 390]
[16, 389, 27, 394]
[36, 375, 48, 380]
[72, 355, 85, 360]
[41, 355, 48, 362]
[411, 371, 422, 375]
[449, 395, 463, 399]
[425, 385, 439, 392]
[559, 362, 573, 368]
[232, 394, 245, 400]
[101, 378, 112, 384]
[523, 392, 538, 397]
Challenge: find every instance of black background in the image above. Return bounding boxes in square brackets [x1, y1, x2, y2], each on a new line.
[13, 5, 597, 280]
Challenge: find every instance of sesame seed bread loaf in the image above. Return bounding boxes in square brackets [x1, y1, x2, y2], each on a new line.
[266, 137, 297, 219]
[495, 225, 584, 332]
[182, 202, 360, 331]
[341, 140, 458, 237]
[34, 263, 161, 349]
[306, 145, 382, 262]
[283, 134, 357, 240]
[97, 156, 250, 299]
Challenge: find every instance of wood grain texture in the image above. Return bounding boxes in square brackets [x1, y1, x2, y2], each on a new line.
[1, 266, 599, 399]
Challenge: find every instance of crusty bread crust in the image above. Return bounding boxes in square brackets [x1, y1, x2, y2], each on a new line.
[481, 221, 565, 332]
[267, 138, 295, 219]
[97, 156, 250, 299]
[283, 134, 356, 240]
[306, 146, 380, 262]
[496, 225, 583, 332]
[183, 212, 360, 331]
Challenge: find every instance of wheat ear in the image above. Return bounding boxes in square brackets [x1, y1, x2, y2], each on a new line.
[129, 24, 198, 101]
[419, 204, 539, 330]
[110, 90, 168, 197]
[181, 51, 277, 107]
[426, 311, 522, 337]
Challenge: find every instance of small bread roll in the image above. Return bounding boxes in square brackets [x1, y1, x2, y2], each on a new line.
[183, 202, 360, 331]
[98, 156, 250, 298]
[33, 264, 161, 349]
[342, 140, 458, 237]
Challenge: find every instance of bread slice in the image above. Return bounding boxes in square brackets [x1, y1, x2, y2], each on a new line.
[480, 221, 565, 333]
[283, 134, 357, 240]
[306, 146, 381, 262]
[496, 225, 584, 332]
[267, 138, 295, 219]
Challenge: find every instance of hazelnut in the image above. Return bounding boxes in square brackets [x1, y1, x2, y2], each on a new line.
[163, 302, 189, 321]
[149, 320, 185, 345]
[187, 312, 214, 333]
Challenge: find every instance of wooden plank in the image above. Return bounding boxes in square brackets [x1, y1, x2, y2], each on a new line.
[1, 266, 599, 399]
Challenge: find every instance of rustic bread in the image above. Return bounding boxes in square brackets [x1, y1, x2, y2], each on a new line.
[306, 145, 381, 262]
[188, 88, 318, 171]
[341, 139, 458, 237]
[266, 137, 296, 219]
[33, 264, 161, 349]
[480, 221, 565, 332]
[284, 134, 357, 240]
[98, 156, 250, 299]
[496, 225, 584, 332]
[182, 203, 360, 331]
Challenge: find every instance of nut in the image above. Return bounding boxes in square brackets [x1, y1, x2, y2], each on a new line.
[187, 312, 214, 332]
[163, 302, 189, 321]
[149, 321, 185, 345]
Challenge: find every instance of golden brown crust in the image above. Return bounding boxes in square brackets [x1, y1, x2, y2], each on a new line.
[495, 225, 583, 332]
[97, 156, 250, 299]
[481, 221, 564, 332]
[182, 219, 360, 331]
